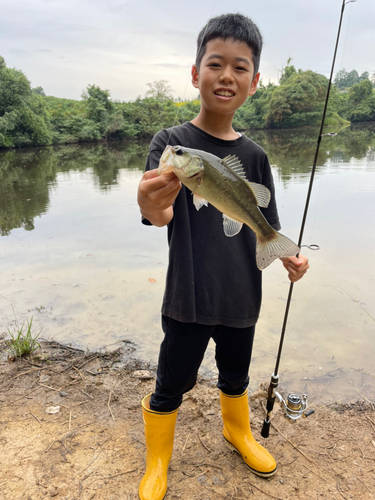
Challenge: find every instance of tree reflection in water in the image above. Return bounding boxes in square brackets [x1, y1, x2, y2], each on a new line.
[1, 123, 374, 236]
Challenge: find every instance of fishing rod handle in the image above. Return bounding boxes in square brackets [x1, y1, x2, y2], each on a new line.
[261, 418, 271, 438]
[261, 374, 279, 438]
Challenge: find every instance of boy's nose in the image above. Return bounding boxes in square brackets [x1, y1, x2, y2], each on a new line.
[219, 66, 234, 84]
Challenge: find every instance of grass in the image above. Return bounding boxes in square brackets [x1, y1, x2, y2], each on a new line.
[323, 113, 351, 127]
[7, 317, 43, 358]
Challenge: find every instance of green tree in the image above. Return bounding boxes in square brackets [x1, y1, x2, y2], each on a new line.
[234, 82, 275, 130]
[279, 57, 297, 85]
[0, 56, 51, 148]
[32, 86, 46, 96]
[145, 80, 174, 102]
[346, 79, 375, 122]
[81, 84, 127, 140]
[82, 84, 113, 123]
[264, 70, 334, 128]
[45, 96, 97, 143]
[347, 70, 360, 87]
[348, 79, 373, 105]
[334, 69, 365, 89]
[175, 100, 201, 123]
[121, 97, 177, 137]
[334, 68, 349, 89]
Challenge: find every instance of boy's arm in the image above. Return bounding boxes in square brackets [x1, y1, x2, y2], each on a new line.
[280, 255, 309, 282]
[137, 169, 181, 227]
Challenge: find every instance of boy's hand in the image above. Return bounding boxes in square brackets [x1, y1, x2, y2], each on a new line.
[280, 255, 309, 282]
[137, 169, 182, 226]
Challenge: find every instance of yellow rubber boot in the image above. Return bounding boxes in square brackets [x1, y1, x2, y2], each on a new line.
[138, 394, 178, 500]
[220, 390, 277, 477]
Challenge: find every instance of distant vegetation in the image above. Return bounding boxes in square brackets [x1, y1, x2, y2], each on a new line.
[1, 55, 374, 149]
[233, 60, 375, 131]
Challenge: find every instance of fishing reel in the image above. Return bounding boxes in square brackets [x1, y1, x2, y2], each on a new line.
[261, 374, 314, 438]
[274, 391, 314, 422]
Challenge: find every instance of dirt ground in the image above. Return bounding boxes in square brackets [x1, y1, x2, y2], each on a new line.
[1, 339, 375, 500]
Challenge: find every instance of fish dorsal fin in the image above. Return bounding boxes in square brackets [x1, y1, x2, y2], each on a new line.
[222, 155, 248, 181]
[247, 182, 271, 208]
[222, 154, 271, 208]
[222, 214, 243, 237]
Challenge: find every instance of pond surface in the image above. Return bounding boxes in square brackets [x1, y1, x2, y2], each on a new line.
[1, 124, 375, 404]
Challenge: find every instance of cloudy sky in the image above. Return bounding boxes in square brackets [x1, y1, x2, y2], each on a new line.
[1, 0, 373, 102]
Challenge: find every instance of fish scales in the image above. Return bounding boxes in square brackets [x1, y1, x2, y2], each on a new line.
[193, 155, 275, 243]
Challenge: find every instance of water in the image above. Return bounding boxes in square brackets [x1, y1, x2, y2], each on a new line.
[1, 124, 375, 404]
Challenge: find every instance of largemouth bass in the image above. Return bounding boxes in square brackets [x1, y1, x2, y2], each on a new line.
[158, 145, 300, 270]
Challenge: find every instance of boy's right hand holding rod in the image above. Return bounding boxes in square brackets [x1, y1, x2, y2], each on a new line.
[280, 255, 309, 282]
[138, 169, 309, 281]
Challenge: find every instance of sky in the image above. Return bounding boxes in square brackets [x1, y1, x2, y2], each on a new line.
[1, 0, 374, 102]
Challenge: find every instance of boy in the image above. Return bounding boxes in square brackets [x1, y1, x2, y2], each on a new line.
[137, 13, 309, 500]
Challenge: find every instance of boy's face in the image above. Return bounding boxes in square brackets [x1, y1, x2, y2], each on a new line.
[191, 38, 259, 117]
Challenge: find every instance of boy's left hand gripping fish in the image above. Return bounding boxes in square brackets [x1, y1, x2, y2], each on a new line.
[158, 145, 300, 270]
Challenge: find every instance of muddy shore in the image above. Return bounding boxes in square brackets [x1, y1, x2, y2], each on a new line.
[0, 339, 374, 500]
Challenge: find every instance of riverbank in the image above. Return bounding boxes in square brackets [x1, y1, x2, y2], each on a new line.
[1, 339, 374, 500]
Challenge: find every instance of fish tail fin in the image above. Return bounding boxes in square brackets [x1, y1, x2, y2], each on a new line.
[256, 232, 300, 270]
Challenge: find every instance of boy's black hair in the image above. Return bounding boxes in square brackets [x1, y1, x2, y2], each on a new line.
[195, 13, 263, 79]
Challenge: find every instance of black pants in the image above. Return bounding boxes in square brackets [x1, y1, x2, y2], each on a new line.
[150, 315, 255, 412]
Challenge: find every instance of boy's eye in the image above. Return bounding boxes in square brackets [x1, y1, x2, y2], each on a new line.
[208, 63, 220, 67]
[236, 66, 247, 71]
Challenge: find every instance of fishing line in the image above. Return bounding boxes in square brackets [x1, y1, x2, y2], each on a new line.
[302, 140, 329, 251]
[261, 0, 356, 438]
[305, 3, 355, 244]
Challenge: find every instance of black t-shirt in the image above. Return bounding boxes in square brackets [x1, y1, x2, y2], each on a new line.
[143, 122, 281, 328]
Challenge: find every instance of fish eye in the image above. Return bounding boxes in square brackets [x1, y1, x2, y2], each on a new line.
[175, 147, 183, 156]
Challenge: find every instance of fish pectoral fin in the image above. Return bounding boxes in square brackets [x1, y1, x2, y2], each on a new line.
[247, 181, 271, 208]
[222, 215, 243, 237]
[193, 193, 208, 211]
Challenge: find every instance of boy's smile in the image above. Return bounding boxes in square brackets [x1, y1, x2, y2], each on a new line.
[191, 38, 259, 121]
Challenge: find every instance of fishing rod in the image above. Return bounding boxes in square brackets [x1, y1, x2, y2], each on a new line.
[261, 0, 356, 438]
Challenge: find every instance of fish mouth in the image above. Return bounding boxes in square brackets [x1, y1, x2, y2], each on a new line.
[214, 88, 235, 97]
[188, 171, 201, 179]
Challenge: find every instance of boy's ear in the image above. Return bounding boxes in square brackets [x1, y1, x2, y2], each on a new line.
[249, 72, 260, 96]
[191, 64, 199, 89]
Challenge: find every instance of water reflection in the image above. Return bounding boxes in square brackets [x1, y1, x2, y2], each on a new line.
[250, 123, 375, 180]
[0, 149, 54, 235]
[2, 124, 375, 237]
[0, 142, 149, 235]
